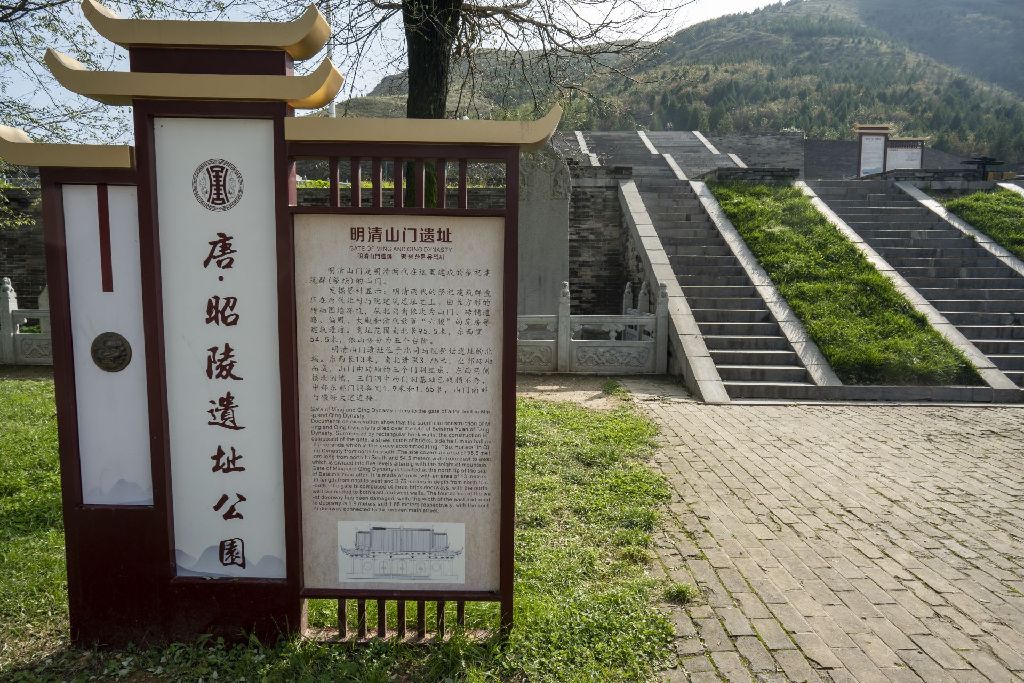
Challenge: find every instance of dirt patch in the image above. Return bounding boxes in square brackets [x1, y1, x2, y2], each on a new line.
[516, 374, 630, 411]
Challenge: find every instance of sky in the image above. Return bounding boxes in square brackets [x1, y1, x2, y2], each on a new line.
[338, 0, 787, 96]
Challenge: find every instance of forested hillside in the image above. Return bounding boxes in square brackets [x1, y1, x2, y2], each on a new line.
[350, 0, 1024, 161]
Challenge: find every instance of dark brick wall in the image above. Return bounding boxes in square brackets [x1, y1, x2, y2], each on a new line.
[804, 140, 968, 180]
[567, 165, 631, 314]
[0, 188, 45, 309]
[709, 133, 806, 177]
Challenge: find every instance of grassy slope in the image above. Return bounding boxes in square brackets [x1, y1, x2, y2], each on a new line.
[709, 182, 980, 386]
[0, 382, 674, 682]
[942, 188, 1024, 261]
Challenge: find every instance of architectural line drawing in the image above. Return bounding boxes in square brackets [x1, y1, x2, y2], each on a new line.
[339, 523, 465, 582]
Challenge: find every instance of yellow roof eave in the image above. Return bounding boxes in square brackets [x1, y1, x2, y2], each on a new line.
[285, 105, 563, 150]
[0, 125, 134, 168]
[81, 0, 330, 61]
[45, 49, 343, 109]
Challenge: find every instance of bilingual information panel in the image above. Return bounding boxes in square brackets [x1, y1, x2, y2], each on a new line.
[295, 214, 504, 593]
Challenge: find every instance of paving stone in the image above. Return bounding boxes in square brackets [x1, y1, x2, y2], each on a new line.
[752, 618, 797, 651]
[961, 650, 1017, 682]
[631, 392, 1024, 683]
[696, 617, 735, 652]
[712, 651, 754, 682]
[850, 632, 902, 668]
[832, 647, 892, 683]
[773, 650, 824, 682]
[736, 635, 776, 672]
[720, 607, 756, 637]
[910, 634, 971, 670]
[792, 632, 844, 669]
[681, 654, 717, 673]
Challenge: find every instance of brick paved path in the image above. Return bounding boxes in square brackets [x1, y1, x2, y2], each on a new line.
[628, 383, 1024, 682]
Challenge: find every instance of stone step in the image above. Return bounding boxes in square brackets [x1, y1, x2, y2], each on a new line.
[956, 325, 1024, 340]
[675, 267, 748, 280]
[853, 230, 958, 240]
[679, 274, 753, 287]
[899, 267, 1015, 279]
[703, 335, 791, 350]
[934, 299, 1024, 312]
[894, 257, 1003, 269]
[722, 381, 819, 399]
[970, 339, 1024, 354]
[666, 244, 733, 257]
[710, 349, 801, 365]
[683, 285, 758, 298]
[717, 365, 810, 383]
[657, 228, 720, 240]
[1003, 371, 1024, 386]
[921, 288, 1024, 301]
[870, 237, 972, 249]
[670, 254, 739, 267]
[692, 308, 774, 323]
[942, 311, 1024, 325]
[878, 247, 1001, 259]
[697, 321, 781, 336]
[843, 216, 944, 225]
[686, 296, 766, 310]
[990, 355, 1024, 371]
[828, 201, 922, 209]
[904, 277, 1024, 290]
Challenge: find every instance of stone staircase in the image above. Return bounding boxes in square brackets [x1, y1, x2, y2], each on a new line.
[584, 132, 814, 398]
[810, 179, 1024, 387]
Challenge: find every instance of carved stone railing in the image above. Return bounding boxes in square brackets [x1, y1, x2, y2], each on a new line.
[5, 275, 667, 375]
[517, 281, 668, 374]
[1, 277, 52, 365]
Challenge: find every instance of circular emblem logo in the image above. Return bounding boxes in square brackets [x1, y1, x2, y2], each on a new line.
[192, 158, 244, 212]
[91, 332, 132, 373]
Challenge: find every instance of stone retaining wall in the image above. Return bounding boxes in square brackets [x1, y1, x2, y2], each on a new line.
[567, 165, 631, 314]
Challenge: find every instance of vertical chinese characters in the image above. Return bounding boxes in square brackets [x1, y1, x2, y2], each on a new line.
[202, 230, 248, 569]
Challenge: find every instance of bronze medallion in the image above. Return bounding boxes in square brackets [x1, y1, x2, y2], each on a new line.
[90, 331, 132, 372]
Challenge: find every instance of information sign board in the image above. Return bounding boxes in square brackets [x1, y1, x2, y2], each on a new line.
[295, 214, 505, 593]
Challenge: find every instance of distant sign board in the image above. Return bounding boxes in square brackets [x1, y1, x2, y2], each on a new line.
[858, 134, 887, 177]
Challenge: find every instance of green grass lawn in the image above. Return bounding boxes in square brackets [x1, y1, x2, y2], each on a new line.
[940, 188, 1024, 261]
[709, 182, 981, 386]
[0, 379, 675, 682]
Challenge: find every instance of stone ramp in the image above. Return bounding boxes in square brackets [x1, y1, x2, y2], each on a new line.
[811, 180, 1024, 387]
[585, 132, 815, 399]
[646, 130, 732, 178]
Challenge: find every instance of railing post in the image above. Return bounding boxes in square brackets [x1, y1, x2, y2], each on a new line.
[1, 277, 18, 364]
[556, 281, 571, 372]
[38, 286, 50, 334]
[655, 283, 668, 375]
[637, 280, 651, 314]
[621, 281, 633, 315]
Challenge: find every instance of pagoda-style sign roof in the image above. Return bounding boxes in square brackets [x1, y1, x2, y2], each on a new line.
[853, 124, 894, 134]
[82, 0, 330, 61]
[45, 49, 343, 109]
[0, 125, 134, 168]
[285, 105, 563, 150]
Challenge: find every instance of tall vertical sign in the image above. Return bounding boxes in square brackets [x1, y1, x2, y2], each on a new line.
[154, 117, 287, 577]
[858, 133, 887, 177]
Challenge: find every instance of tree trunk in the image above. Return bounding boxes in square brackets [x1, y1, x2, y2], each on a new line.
[403, 0, 463, 119]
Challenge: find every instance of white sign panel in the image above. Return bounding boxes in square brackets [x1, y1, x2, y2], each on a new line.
[859, 134, 887, 176]
[155, 117, 286, 578]
[295, 214, 504, 592]
[886, 146, 923, 171]
[63, 184, 153, 505]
